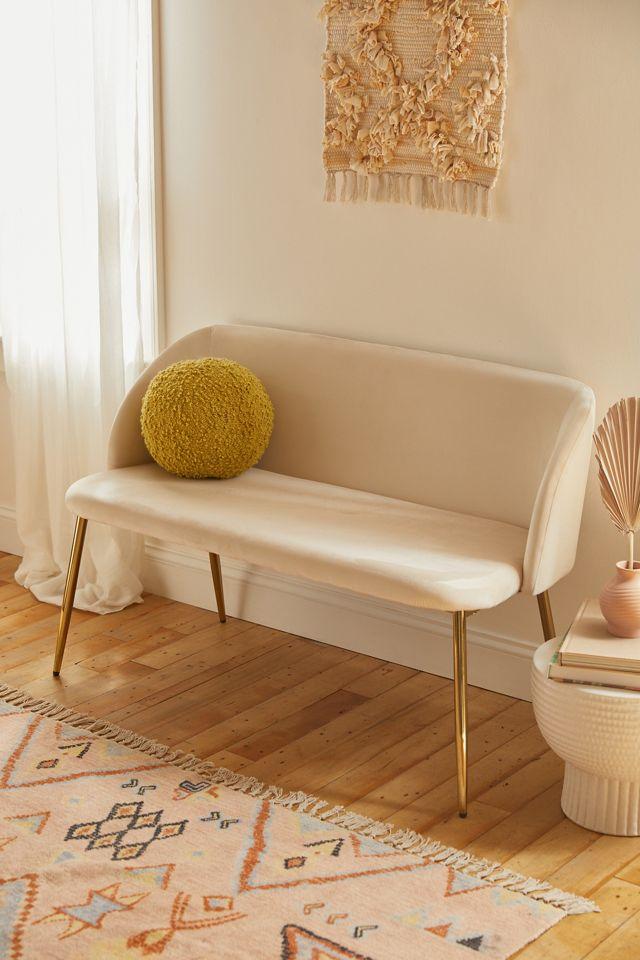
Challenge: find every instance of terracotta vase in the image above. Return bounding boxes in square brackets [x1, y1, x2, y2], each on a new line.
[599, 561, 640, 638]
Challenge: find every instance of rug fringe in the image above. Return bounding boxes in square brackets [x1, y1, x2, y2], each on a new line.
[324, 170, 491, 219]
[0, 683, 597, 916]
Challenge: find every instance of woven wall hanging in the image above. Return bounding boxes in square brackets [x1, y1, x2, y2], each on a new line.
[321, 0, 509, 217]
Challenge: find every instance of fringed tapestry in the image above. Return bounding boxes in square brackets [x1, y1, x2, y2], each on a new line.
[321, 0, 509, 217]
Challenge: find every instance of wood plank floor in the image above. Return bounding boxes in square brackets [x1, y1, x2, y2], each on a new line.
[0, 550, 638, 958]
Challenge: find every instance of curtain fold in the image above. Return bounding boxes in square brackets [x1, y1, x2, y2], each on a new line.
[0, 0, 155, 612]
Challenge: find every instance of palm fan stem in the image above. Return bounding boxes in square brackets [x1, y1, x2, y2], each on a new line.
[629, 530, 635, 570]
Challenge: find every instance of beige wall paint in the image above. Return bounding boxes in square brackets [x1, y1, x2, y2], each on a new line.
[157, 0, 640, 643]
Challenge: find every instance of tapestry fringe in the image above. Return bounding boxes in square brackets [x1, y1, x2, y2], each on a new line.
[0, 683, 597, 917]
[324, 170, 491, 219]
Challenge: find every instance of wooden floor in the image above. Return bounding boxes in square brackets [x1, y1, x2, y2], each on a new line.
[0, 552, 638, 958]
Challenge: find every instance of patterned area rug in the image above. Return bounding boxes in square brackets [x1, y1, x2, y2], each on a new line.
[0, 687, 595, 959]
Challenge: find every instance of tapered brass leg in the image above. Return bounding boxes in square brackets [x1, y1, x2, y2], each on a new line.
[209, 553, 226, 623]
[53, 517, 88, 676]
[452, 610, 468, 818]
[536, 591, 556, 642]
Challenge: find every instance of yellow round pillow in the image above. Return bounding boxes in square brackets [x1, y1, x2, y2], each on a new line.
[141, 358, 274, 479]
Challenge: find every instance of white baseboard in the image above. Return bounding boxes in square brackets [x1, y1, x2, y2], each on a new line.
[0, 502, 535, 700]
[0, 504, 22, 557]
[143, 539, 535, 701]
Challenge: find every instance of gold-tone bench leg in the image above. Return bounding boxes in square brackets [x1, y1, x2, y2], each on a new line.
[53, 516, 88, 676]
[536, 590, 556, 642]
[452, 610, 468, 818]
[209, 553, 227, 623]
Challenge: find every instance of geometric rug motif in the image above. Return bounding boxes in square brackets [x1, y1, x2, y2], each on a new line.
[0, 695, 586, 958]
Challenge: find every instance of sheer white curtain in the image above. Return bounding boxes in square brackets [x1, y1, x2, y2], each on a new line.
[0, 0, 158, 612]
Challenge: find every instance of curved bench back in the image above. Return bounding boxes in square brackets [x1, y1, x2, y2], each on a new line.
[108, 324, 595, 595]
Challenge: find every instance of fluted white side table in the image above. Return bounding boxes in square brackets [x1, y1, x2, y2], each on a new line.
[532, 639, 640, 836]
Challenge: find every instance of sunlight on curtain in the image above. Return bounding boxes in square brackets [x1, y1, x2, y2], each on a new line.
[0, 0, 157, 612]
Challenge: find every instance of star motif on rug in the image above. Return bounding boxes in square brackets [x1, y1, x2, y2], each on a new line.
[33, 882, 148, 939]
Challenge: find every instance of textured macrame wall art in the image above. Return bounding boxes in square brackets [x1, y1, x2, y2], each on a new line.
[321, 0, 509, 217]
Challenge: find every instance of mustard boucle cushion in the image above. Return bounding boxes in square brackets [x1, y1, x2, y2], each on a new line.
[141, 357, 274, 479]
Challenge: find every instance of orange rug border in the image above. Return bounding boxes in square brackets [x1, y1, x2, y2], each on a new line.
[0, 683, 597, 917]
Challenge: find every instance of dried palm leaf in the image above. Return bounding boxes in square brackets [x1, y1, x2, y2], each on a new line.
[594, 397, 640, 569]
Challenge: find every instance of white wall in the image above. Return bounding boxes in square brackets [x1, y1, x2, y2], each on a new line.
[155, 0, 640, 648]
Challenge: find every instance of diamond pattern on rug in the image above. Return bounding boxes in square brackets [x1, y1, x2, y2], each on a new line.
[65, 801, 188, 861]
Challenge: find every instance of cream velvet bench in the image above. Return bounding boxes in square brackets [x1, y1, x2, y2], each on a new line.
[53, 325, 596, 818]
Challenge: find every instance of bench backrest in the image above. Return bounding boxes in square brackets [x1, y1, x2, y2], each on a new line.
[109, 324, 596, 595]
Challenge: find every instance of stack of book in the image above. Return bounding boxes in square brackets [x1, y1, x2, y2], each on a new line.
[549, 598, 640, 692]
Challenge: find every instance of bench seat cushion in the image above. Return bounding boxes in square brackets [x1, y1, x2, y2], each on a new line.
[66, 464, 527, 611]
